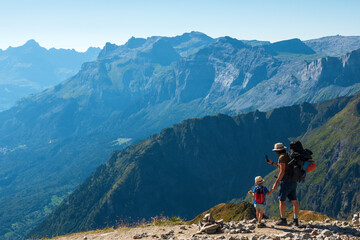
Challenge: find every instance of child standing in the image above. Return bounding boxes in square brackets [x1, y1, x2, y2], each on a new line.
[248, 176, 273, 227]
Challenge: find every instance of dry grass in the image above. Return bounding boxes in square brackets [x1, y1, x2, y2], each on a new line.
[284, 210, 333, 221]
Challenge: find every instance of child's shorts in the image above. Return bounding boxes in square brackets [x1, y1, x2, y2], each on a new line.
[254, 203, 265, 209]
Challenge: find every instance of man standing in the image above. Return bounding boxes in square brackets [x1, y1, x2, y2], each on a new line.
[266, 142, 300, 226]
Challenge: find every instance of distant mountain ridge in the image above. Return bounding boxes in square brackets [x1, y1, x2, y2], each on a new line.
[305, 35, 360, 57]
[1, 32, 360, 239]
[0, 40, 100, 111]
[267, 38, 316, 55]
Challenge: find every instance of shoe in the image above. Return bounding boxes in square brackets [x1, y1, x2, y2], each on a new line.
[275, 218, 288, 226]
[257, 222, 266, 228]
[289, 218, 299, 227]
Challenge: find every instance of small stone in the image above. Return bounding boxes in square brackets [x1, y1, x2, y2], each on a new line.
[243, 228, 252, 233]
[321, 230, 333, 237]
[229, 229, 236, 234]
[83, 237, 87, 240]
[302, 233, 311, 239]
[180, 226, 187, 230]
[236, 223, 244, 229]
[352, 219, 360, 225]
[246, 224, 256, 230]
[133, 234, 143, 239]
[250, 218, 258, 224]
[276, 233, 294, 238]
[311, 230, 319, 236]
[250, 236, 258, 240]
[325, 218, 331, 223]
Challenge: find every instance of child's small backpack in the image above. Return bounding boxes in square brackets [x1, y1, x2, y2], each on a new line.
[254, 186, 265, 204]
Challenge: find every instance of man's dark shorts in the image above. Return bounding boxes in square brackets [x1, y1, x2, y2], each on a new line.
[278, 181, 297, 201]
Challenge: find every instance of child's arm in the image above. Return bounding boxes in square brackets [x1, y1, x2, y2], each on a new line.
[266, 188, 274, 196]
[248, 190, 254, 196]
[248, 189, 255, 197]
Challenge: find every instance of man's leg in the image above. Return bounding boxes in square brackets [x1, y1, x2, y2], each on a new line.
[275, 200, 288, 225]
[291, 200, 300, 215]
[289, 182, 299, 226]
[280, 200, 286, 217]
[275, 181, 288, 226]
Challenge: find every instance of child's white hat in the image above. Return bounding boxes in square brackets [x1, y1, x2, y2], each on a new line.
[255, 176, 264, 185]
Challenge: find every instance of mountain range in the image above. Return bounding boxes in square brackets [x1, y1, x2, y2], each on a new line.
[27, 94, 359, 238]
[0, 32, 360, 239]
[0, 40, 100, 111]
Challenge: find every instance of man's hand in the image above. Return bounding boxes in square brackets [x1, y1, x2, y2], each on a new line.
[265, 155, 272, 164]
[248, 190, 252, 194]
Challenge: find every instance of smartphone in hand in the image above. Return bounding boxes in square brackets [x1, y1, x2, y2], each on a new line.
[265, 155, 271, 163]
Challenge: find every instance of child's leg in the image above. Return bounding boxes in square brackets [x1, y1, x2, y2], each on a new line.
[256, 208, 260, 222]
[258, 208, 265, 223]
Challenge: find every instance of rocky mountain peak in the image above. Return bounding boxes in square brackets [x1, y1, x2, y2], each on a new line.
[23, 39, 41, 48]
[269, 38, 316, 55]
[217, 36, 247, 49]
[125, 37, 147, 49]
[97, 42, 120, 59]
[138, 38, 181, 65]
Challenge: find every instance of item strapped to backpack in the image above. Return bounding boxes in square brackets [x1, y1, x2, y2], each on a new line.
[284, 141, 315, 183]
[254, 186, 265, 204]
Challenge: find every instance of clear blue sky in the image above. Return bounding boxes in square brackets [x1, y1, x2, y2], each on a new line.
[1, 0, 360, 51]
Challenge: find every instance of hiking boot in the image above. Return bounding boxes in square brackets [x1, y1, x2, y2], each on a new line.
[289, 218, 299, 227]
[275, 218, 288, 226]
[257, 222, 266, 228]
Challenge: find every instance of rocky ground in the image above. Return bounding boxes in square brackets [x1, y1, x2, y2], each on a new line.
[44, 216, 360, 240]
